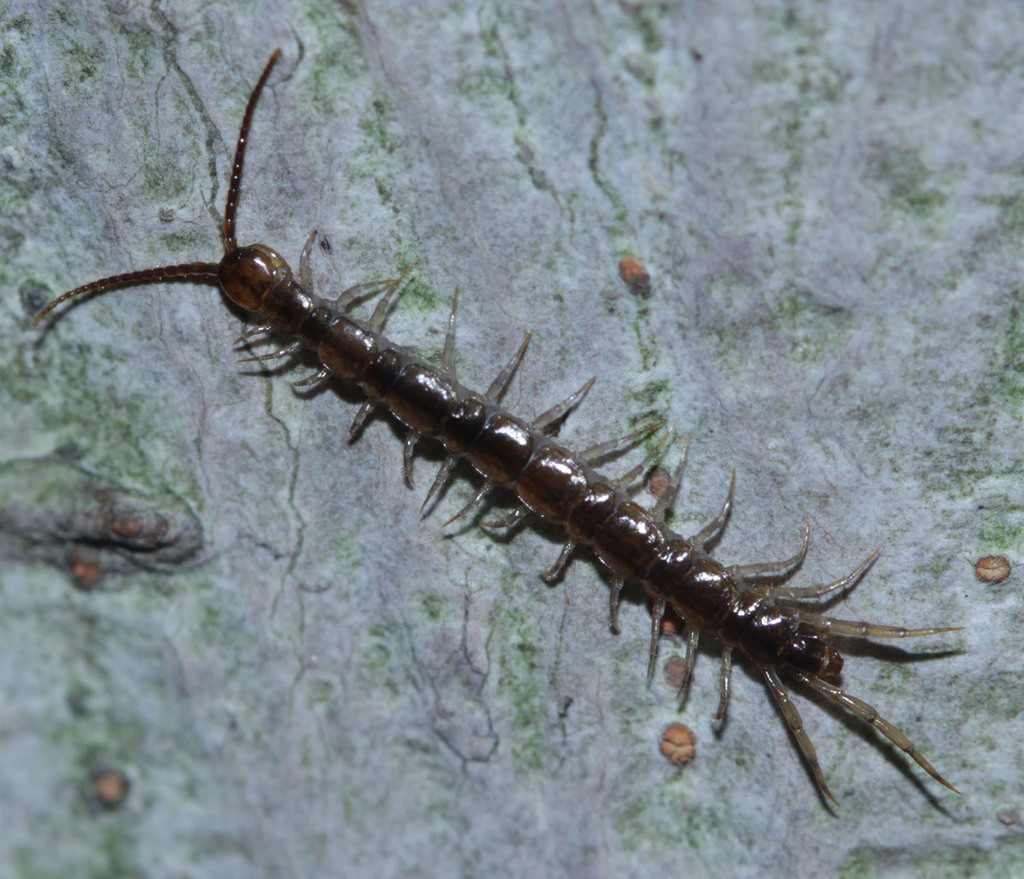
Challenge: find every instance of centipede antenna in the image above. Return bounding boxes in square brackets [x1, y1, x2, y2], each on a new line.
[486, 332, 532, 402]
[224, 48, 282, 251]
[33, 263, 221, 326]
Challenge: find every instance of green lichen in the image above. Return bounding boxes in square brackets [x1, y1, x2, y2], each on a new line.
[867, 146, 948, 219]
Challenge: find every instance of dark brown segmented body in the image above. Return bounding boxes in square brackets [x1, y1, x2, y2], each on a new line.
[227, 240, 838, 680]
[35, 49, 960, 806]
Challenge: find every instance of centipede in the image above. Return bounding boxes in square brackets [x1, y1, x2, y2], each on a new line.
[35, 48, 960, 805]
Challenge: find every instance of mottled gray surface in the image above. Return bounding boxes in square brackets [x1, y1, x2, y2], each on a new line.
[1, 1, 1021, 877]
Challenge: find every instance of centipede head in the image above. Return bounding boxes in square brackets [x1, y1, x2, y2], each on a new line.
[34, 50, 285, 328]
[218, 244, 293, 312]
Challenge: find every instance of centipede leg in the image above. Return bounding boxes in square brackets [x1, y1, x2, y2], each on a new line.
[421, 457, 458, 515]
[729, 522, 809, 583]
[335, 277, 403, 312]
[441, 287, 459, 373]
[479, 504, 529, 536]
[349, 401, 374, 438]
[763, 667, 836, 805]
[368, 282, 403, 332]
[442, 482, 494, 527]
[770, 551, 878, 602]
[233, 323, 273, 347]
[532, 377, 596, 435]
[689, 470, 736, 549]
[487, 332, 532, 402]
[651, 439, 690, 523]
[542, 540, 575, 583]
[580, 421, 665, 467]
[612, 428, 673, 494]
[291, 367, 331, 390]
[609, 575, 625, 633]
[675, 623, 700, 704]
[713, 646, 733, 723]
[299, 229, 318, 292]
[794, 673, 959, 793]
[403, 432, 420, 488]
[237, 341, 302, 364]
[647, 597, 666, 684]
[366, 264, 417, 332]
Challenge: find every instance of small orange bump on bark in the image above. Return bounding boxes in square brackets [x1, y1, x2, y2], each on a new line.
[646, 466, 671, 499]
[69, 551, 102, 591]
[90, 769, 130, 809]
[975, 555, 1010, 583]
[659, 723, 696, 765]
[618, 255, 651, 298]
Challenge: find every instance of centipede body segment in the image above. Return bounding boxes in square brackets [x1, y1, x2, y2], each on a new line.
[35, 49, 961, 805]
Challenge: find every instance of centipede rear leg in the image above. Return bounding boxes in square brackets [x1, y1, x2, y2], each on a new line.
[763, 667, 837, 804]
[798, 615, 959, 640]
[794, 673, 960, 793]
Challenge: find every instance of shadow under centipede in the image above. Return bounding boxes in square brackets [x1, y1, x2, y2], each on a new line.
[832, 638, 964, 665]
